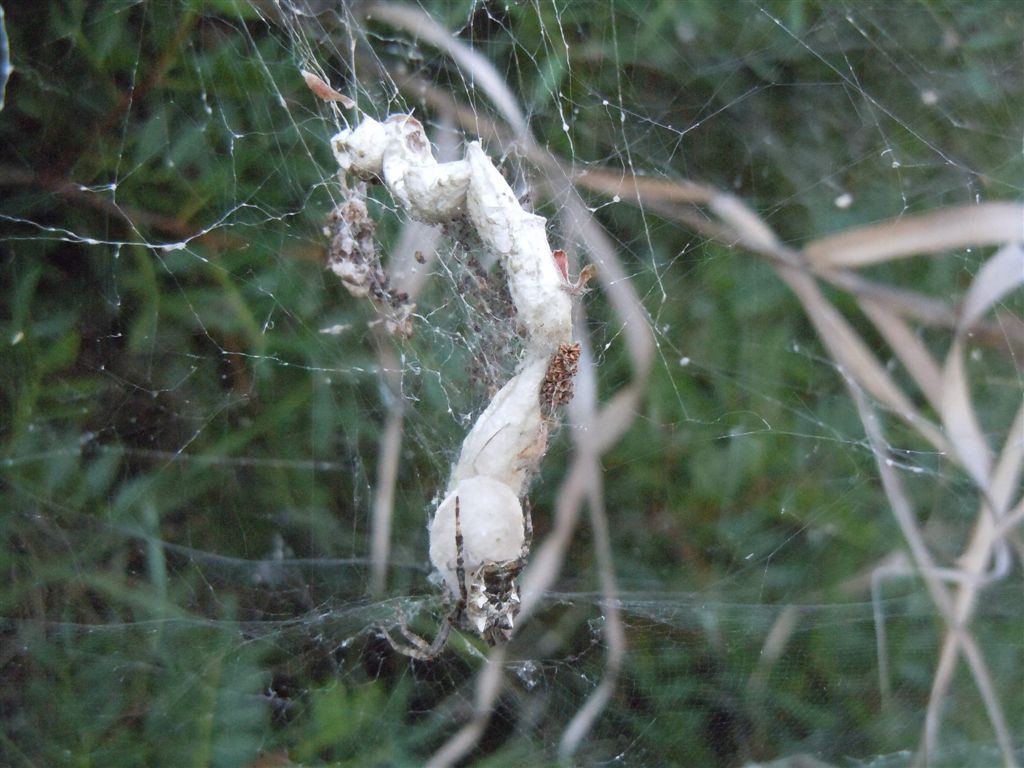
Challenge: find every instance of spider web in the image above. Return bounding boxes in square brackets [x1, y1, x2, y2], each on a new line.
[1, 2, 1022, 766]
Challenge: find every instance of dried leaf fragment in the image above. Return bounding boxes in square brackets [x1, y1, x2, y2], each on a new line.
[301, 69, 355, 108]
[541, 342, 581, 413]
[324, 184, 415, 339]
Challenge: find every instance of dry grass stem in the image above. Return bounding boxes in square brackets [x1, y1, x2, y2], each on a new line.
[367, 128, 449, 595]
[804, 203, 1024, 269]
[369, 349, 403, 597]
[825, 270, 1024, 352]
[558, 326, 626, 759]
[859, 297, 945, 410]
[348, 8, 656, 761]
[921, 395, 1024, 766]
[850, 385, 1017, 767]
[425, 646, 509, 768]
[585, 160, 1021, 762]
[360, 2, 529, 135]
[336, 8, 1021, 762]
[941, 244, 1023, 488]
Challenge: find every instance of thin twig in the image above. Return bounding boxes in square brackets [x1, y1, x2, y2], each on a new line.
[366, 126, 450, 596]
[424, 646, 508, 768]
[369, 347, 404, 597]
[558, 462, 625, 759]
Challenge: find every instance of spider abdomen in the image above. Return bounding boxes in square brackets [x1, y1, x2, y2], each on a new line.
[429, 476, 525, 598]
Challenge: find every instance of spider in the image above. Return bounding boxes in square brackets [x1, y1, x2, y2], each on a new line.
[383, 495, 533, 660]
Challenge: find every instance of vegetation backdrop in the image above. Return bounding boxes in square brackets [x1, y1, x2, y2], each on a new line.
[2, 2, 1021, 766]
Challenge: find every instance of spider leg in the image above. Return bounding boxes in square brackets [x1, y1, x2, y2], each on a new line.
[422, 617, 454, 658]
[398, 623, 433, 651]
[381, 626, 427, 658]
[381, 611, 455, 661]
[521, 495, 533, 559]
[453, 495, 469, 610]
[382, 496, 473, 661]
[382, 627, 445, 661]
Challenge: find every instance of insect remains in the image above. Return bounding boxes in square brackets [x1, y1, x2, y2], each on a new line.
[382, 495, 532, 660]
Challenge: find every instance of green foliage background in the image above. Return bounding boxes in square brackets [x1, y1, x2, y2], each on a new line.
[1, 1, 1021, 766]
